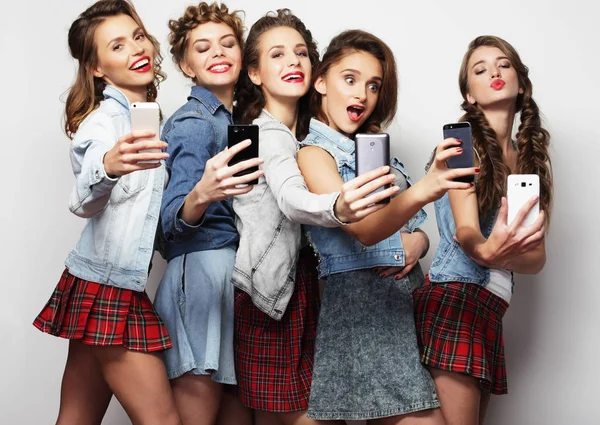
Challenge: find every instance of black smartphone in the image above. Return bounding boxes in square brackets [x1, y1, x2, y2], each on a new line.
[227, 124, 259, 185]
[442, 122, 475, 183]
[355, 133, 391, 204]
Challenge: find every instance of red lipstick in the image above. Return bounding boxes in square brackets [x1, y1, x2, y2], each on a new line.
[491, 79, 506, 90]
[129, 56, 151, 73]
[282, 71, 304, 83]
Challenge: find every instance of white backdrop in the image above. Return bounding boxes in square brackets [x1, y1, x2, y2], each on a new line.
[1, 0, 598, 424]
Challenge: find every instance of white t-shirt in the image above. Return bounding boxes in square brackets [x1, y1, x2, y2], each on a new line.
[486, 269, 513, 303]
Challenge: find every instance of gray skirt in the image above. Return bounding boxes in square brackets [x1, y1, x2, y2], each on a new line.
[307, 264, 439, 420]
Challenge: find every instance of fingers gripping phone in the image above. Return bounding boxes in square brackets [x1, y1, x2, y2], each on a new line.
[443, 122, 475, 183]
[355, 133, 391, 204]
[130, 102, 161, 164]
[507, 174, 540, 226]
[227, 124, 260, 185]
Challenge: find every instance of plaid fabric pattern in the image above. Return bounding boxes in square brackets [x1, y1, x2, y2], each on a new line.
[413, 277, 509, 394]
[233, 251, 320, 412]
[33, 268, 172, 352]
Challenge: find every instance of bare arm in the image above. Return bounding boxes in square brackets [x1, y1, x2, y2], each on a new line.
[450, 187, 547, 274]
[297, 138, 478, 246]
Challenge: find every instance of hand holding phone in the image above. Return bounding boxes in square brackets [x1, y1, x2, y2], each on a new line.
[130, 102, 161, 164]
[507, 174, 540, 226]
[227, 124, 260, 185]
[355, 133, 391, 204]
[443, 122, 475, 183]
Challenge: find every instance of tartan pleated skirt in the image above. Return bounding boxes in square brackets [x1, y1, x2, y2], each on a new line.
[233, 249, 320, 412]
[413, 278, 509, 394]
[33, 268, 171, 352]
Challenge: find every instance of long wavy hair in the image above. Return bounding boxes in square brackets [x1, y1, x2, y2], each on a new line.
[65, 0, 165, 138]
[459, 35, 552, 223]
[168, 2, 245, 82]
[310, 30, 398, 133]
[233, 9, 319, 140]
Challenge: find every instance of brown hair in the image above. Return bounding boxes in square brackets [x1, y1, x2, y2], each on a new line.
[64, 0, 164, 139]
[233, 9, 319, 140]
[310, 30, 398, 133]
[168, 2, 245, 82]
[459, 35, 553, 223]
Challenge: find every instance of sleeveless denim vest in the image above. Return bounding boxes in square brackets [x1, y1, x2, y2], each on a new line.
[300, 119, 427, 279]
[429, 192, 513, 287]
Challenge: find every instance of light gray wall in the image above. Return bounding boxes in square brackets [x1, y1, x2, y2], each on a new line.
[1, 0, 598, 424]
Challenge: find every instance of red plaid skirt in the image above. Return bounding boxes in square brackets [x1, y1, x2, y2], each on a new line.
[233, 249, 321, 412]
[413, 278, 509, 394]
[33, 269, 172, 352]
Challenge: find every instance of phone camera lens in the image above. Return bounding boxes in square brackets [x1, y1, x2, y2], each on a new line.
[233, 127, 239, 133]
[370, 141, 375, 146]
[521, 182, 526, 187]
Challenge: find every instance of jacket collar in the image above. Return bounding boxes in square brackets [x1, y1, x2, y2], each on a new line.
[308, 118, 355, 154]
[103, 85, 131, 110]
[189, 85, 224, 115]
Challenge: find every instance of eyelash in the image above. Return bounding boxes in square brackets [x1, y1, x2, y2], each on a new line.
[475, 62, 511, 75]
[112, 33, 145, 51]
[271, 51, 308, 59]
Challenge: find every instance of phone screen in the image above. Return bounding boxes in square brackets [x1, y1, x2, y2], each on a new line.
[227, 124, 259, 184]
[443, 122, 474, 183]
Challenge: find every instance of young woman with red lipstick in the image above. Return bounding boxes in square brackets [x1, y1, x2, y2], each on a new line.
[152, 3, 261, 425]
[413, 36, 553, 425]
[32, 1, 181, 424]
[231, 10, 398, 425]
[297, 29, 477, 424]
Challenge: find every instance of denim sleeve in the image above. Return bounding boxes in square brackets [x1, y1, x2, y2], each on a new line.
[259, 124, 342, 227]
[161, 114, 215, 241]
[68, 113, 120, 218]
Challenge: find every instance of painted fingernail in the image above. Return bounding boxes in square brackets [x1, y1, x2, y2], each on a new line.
[475, 168, 480, 173]
[456, 148, 463, 153]
[456, 139, 463, 144]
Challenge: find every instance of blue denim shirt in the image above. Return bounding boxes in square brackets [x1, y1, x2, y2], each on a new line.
[428, 192, 500, 285]
[161, 86, 238, 262]
[300, 119, 427, 278]
[65, 85, 166, 291]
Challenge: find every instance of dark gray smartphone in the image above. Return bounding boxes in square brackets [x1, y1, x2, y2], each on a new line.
[227, 124, 259, 185]
[355, 133, 391, 204]
[443, 122, 474, 183]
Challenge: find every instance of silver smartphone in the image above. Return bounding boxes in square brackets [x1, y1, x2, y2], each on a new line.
[355, 133, 391, 204]
[130, 102, 161, 164]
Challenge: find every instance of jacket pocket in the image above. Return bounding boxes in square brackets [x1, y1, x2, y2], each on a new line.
[115, 169, 150, 200]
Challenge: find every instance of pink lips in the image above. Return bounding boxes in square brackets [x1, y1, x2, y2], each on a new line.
[491, 79, 506, 90]
[347, 105, 365, 122]
[208, 62, 232, 74]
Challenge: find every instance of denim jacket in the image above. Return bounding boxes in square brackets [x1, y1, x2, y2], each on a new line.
[161, 86, 238, 262]
[429, 192, 505, 286]
[232, 110, 343, 320]
[65, 85, 166, 291]
[300, 119, 427, 278]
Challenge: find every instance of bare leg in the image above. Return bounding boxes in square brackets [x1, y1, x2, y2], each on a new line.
[171, 374, 223, 425]
[92, 345, 180, 425]
[56, 340, 113, 425]
[217, 391, 254, 425]
[478, 392, 491, 425]
[430, 368, 480, 425]
[368, 408, 445, 425]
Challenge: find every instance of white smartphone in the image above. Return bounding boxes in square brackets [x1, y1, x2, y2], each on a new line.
[130, 102, 160, 164]
[507, 174, 540, 226]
